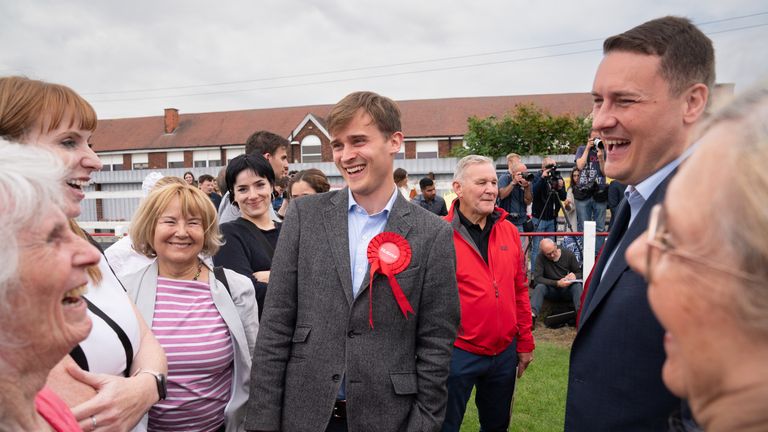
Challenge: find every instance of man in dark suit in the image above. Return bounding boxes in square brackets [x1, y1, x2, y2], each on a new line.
[565, 16, 714, 431]
[245, 91, 461, 432]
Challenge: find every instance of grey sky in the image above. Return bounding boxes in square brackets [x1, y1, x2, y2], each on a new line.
[1, 0, 765, 119]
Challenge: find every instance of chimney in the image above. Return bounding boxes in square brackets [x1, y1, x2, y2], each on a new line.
[164, 108, 179, 134]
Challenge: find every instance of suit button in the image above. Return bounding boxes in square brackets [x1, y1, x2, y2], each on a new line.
[347, 331, 356, 338]
[332, 374, 341, 382]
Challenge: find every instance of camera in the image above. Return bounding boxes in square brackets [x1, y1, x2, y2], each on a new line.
[520, 172, 535, 182]
[543, 163, 563, 187]
[593, 137, 604, 151]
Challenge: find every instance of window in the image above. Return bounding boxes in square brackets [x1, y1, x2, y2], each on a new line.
[226, 147, 245, 163]
[193, 149, 222, 167]
[394, 145, 405, 160]
[167, 151, 184, 169]
[98, 154, 125, 171]
[132, 153, 148, 170]
[301, 135, 323, 163]
[416, 141, 439, 159]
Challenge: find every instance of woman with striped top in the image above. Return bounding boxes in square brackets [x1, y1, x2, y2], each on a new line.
[122, 183, 258, 431]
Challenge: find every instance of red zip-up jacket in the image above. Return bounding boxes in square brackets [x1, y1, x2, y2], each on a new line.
[444, 201, 535, 355]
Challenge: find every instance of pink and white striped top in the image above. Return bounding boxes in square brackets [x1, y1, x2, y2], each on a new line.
[148, 277, 234, 432]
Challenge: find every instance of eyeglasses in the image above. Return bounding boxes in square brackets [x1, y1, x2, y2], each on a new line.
[645, 204, 760, 284]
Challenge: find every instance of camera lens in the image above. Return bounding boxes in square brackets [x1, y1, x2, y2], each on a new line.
[594, 137, 604, 151]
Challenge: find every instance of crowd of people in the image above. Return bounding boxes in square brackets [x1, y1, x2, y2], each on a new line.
[1, 14, 766, 432]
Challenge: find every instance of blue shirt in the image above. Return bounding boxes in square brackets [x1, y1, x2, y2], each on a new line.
[498, 172, 527, 222]
[347, 187, 398, 297]
[601, 150, 689, 276]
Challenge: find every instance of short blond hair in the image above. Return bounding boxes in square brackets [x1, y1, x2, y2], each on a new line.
[130, 183, 222, 258]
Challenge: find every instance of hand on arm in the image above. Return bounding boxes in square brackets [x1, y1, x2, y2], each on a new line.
[253, 270, 270, 284]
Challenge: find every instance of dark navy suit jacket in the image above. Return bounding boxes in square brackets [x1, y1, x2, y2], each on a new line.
[565, 172, 680, 431]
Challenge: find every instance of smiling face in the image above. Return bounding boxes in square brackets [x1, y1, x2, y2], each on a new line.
[591, 51, 691, 186]
[453, 161, 498, 222]
[23, 112, 102, 218]
[331, 109, 402, 211]
[152, 196, 205, 268]
[233, 169, 273, 223]
[12, 205, 101, 360]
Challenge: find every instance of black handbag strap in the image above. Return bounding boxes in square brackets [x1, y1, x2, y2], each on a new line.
[69, 345, 89, 372]
[80, 297, 134, 377]
[213, 266, 231, 296]
[233, 218, 275, 260]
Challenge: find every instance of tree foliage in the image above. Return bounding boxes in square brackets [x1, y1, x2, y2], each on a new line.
[453, 103, 592, 159]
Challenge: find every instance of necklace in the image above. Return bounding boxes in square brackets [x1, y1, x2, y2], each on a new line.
[192, 260, 203, 281]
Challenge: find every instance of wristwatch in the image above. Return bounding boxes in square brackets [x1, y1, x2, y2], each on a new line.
[133, 369, 167, 400]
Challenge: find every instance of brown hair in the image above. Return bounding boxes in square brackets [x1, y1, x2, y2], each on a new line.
[245, 130, 289, 156]
[326, 91, 401, 137]
[0, 76, 97, 141]
[130, 183, 223, 258]
[603, 16, 715, 96]
[288, 168, 330, 198]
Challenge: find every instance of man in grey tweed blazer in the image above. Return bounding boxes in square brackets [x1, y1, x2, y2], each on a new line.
[245, 91, 461, 432]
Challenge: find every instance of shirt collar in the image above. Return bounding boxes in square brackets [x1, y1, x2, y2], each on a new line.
[347, 186, 398, 216]
[630, 147, 693, 202]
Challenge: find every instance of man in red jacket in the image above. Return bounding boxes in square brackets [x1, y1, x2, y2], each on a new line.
[441, 155, 535, 432]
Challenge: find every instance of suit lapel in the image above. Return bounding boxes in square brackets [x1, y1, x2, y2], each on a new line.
[579, 198, 629, 324]
[323, 189, 354, 306]
[579, 173, 675, 326]
[355, 193, 413, 300]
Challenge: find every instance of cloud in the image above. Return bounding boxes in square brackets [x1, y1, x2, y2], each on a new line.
[2, 0, 765, 119]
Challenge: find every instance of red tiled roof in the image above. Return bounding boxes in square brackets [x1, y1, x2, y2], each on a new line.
[91, 93, 592, 153]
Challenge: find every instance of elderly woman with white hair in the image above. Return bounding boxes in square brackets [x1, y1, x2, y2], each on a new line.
[0, 140, 101, 430]
[627, 84, 768, 431]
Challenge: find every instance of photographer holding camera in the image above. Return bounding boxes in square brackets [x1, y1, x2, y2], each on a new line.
[574, 132, 608, 251]
[531, 156, 567, 264]
[498, 153, 533, 232]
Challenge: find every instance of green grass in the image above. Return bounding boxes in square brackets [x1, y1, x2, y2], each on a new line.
[460, 341, 570, 432]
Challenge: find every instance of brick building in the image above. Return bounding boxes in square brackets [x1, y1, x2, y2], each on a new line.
[91, 93, 593, 168]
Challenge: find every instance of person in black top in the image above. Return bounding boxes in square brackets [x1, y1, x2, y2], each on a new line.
[213, 153, 281, 318]
[530, 156, 567, 264]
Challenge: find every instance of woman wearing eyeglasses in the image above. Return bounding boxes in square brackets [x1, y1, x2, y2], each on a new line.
[626, 84, 768, 431]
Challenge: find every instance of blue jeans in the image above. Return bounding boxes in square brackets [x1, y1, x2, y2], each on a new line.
[442, 341, 519, 432]
[530, 218, 555, 265]
[531, 283, 583, 316]
[575, 197, 607, 252]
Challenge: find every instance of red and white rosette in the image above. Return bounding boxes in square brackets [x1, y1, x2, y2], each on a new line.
[366, 232, 414, 328]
